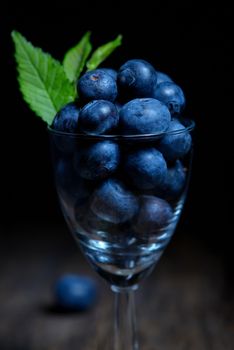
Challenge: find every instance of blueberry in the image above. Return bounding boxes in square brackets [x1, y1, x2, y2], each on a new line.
[75, 201, 111, 234]
[74, 141, 120, 180]
[54, 274, 97, 311]
[52, 102, 79, 132]
[117, 59, 157, 98]
[125, 148, 167, 190]
[133, 195, 173, 234]
[155, 160, 186, 199]
[55, 156, 91, 204]
[90, 178, 139, 224]
[51, 103, 80, 153]
[83, 209, 112, 233]
[158, 119, 192, 161]
[162, 160, 186, 198]
[156, 71, 173, 84]
[119, 98, 171, 134]
[51, 133, 77, 155]
[74, 200, 88, 225]
[79, 100, 119, 135]
[77, 69, 118, 102]
[99, 68, 118, 80]
[153, 82, 185, 117]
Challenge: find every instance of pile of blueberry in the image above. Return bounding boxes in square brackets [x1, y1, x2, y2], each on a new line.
[52, 59, 192, 236]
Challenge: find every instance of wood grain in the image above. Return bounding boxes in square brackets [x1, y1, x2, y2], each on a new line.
[0, 225, 233, 349]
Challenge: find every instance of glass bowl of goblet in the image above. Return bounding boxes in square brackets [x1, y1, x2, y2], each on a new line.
[48, 117, 195, 350]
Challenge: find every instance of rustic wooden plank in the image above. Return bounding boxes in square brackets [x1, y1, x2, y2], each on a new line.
[0, 226, 233, 349]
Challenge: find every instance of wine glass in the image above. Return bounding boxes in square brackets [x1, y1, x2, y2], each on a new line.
[48, 118, 195, 349]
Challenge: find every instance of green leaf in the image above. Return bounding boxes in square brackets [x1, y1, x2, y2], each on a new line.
[63, 31, 92, 82]
[86, 34, 122, 71]
[11, 31, 75, 125]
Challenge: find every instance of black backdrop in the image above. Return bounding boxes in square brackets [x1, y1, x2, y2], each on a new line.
[1, 4, 233, 257]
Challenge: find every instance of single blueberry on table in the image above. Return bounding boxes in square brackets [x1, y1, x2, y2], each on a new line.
[156, 71, 173, 84]
[119, 98, 171, 135]
[52, 102, 79, 132]
[90, 178, 139, 224]
[124, 148, 167, 190]
[133, 195, 173, 234]
[153, 81, 185, 117]
[54, 274, 97, 311]
[158, 119, 192, 161]
[74, 141, 120, 180]
[117, 59, 157, 98]
[99, 68, 118, 80]
[77, 69, 118, 102]
[79, 100, 119, 135]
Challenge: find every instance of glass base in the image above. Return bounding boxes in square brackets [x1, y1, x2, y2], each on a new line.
[77, 235, 167, 287]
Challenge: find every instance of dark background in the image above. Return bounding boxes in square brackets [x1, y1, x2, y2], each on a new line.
[1, 5, 234, 348]
[1, 3, 233, 257]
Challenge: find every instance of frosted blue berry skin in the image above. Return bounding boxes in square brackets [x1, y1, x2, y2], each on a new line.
[154, 160, 186, 199]
[99, 68, 118, 80]
[163, 160, 186, 198]
[51, 103, 80, 153]
[119, 98, 171, 135]
[156, 71, 173, 84]
[55, 156, 91, 203]
[79, 100, 119, 135]
[158, 119, 192, 161]
[74, 141, 120, 181]
[117, 59, 157, 98]
[74, 200, 112, 233]
[52, 102, 79, 133]
[153, 82, 185, 117]
[133, 195, 173, 234]
[54, 274, 97, 311]
[90, 178, 139, 224]
[77, 69, 118, 102]
[124, 148, 167, 190]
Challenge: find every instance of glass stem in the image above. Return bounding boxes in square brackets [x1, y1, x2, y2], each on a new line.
[111, 285, 139, 350]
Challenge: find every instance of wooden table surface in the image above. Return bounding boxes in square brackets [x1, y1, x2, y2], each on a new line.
[0, 225, 233, 350]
